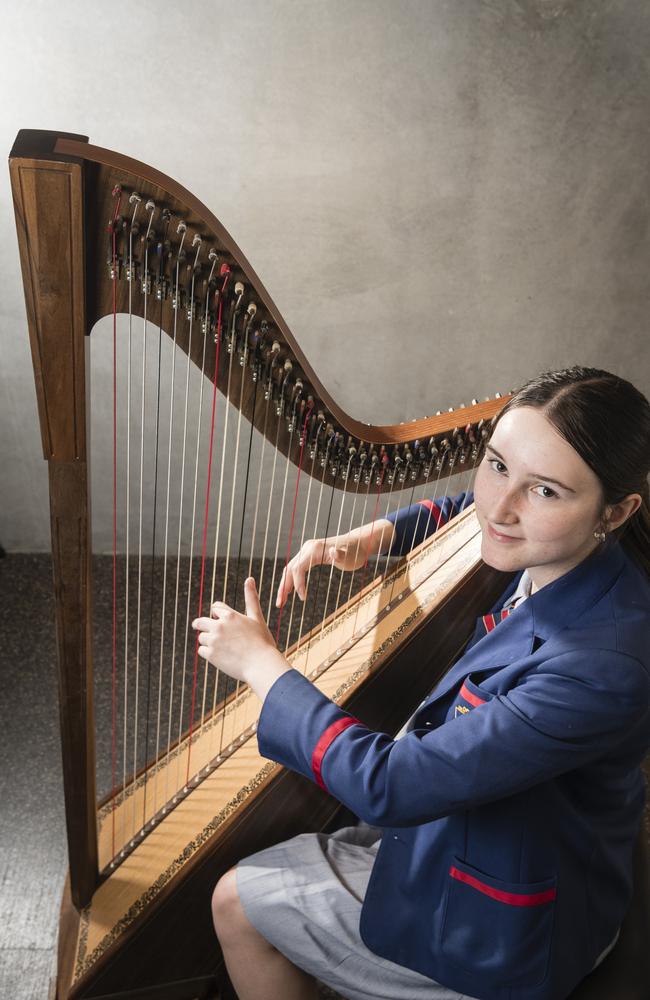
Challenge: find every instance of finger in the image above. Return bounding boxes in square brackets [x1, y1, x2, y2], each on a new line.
[198, 645, 212, 661]
[210, 601, 234, 619]
[329, 545, 347, 563]
[244, 577, 266, 623]
[198, 631, 215, 645]
[276, 565, 294, 608]
[192, 616, 216, 631]
[293, 563, 307, 601]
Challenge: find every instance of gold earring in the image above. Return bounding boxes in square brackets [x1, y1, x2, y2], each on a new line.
[593, 528, 607, 543]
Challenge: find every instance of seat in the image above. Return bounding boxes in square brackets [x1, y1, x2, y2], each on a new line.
[568, 818, 650, 999]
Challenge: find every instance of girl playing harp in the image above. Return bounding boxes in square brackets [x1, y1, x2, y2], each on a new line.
[194, 366, 650, 1000]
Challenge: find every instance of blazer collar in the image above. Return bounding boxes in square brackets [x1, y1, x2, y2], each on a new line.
[425, 541, 627, 704]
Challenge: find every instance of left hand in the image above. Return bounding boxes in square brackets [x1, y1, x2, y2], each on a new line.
[192, 577, 284, 688]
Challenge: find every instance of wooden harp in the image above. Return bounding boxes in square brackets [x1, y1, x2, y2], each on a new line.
[9, 129, 511, 1000]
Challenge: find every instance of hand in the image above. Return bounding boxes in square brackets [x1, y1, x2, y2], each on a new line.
[193, 578, 289, 697]
[275, 535, 370, 609]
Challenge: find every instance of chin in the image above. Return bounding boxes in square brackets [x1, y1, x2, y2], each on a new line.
[480, 538, 525, 573]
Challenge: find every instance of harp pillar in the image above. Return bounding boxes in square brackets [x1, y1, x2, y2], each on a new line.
[10, 130, 98, 908]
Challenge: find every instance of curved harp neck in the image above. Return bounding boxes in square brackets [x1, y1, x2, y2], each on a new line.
[13, 128, 509, 492]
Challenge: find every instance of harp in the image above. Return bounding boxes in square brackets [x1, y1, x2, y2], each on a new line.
[14, 127, 642, 1000]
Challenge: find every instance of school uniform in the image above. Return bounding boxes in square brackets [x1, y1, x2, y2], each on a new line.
[237, 493, 650, 1000]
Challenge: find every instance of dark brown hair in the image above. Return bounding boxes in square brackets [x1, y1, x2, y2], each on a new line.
[493, 366, 650, 578]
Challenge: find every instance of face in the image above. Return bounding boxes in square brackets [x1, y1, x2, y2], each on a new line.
[473, 406, 606, 591]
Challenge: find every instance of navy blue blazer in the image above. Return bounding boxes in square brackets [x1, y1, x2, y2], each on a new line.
[256, 494, 650, 999]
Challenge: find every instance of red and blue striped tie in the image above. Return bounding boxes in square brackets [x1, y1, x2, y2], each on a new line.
[481, 606, 512, 635]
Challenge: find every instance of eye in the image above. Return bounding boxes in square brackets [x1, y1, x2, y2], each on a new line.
[488, 458, 507, 474]
[533, 485, 558, 500]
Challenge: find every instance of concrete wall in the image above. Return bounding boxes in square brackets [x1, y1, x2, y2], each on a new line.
[2, 0, 649, 551]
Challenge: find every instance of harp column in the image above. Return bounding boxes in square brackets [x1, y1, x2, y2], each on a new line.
[9, 130, 98, 908]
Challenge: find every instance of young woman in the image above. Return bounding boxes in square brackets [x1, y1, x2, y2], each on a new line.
[193, 366, 650, 1000]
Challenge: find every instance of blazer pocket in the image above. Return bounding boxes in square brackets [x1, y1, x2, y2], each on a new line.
[441, 857, 556, 989]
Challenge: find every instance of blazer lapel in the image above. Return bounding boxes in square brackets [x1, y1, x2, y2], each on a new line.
[421, 541, 626, 710]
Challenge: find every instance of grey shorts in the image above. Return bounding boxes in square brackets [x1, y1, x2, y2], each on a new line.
[236, 824, 476, 1000]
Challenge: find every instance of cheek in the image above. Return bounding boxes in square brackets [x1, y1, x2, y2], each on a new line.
[518, 502, 597, 552]
[473, 464, 495, 517]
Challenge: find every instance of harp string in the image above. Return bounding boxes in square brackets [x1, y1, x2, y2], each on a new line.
[344, 471, 373, 609]
[295, 431, 334, 672]
[385, 475, 419, 608]
[347, 461, 387, 642]
[317, 453, 356, 640]
[275, 401, 315, 645]
[207, 278, 241, 761]
[283, 441, 320, 653]
[142, 210, 168, 827]
[160, 231, 187, 812]
[152, 230, 181, 820]
[120, 199, 135, 849]
[220, 286, 247, 609]
[110, 185, 123, 859]
[331, 455, 366, 621]
[205, 278, 239, 721]
[178, 238, 210, 785]
[164, 225, 191, 808]
[246, 381, 273, 583]
[197, 263, 226, 742]
[301, 448, 339, 675]
[130, 200, 156, 843]
[261, 415, 284, 626]
[265, 426, 297, 640]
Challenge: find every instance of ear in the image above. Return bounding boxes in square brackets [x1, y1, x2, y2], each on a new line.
[604, 493, 643, 532]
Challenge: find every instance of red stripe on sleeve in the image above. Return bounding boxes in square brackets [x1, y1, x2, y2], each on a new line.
[417, 499, 446, 526]
[450, 866, 556, 906]
[312, 717, 362, 791]
[459, 682, 486, 707]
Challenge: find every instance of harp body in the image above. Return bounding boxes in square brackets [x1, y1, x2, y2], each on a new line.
[10, 129, 513, 999]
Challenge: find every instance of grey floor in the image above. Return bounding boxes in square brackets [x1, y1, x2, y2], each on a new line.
[0, 554, 66, 999]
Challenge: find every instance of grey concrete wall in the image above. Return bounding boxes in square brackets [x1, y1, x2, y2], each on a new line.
[1, 0, 649, 551]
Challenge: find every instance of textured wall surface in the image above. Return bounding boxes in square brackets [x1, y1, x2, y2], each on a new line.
[2, 0, 650, 550]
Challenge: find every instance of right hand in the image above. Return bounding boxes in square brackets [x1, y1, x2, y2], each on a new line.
[275, 536, 368, 609]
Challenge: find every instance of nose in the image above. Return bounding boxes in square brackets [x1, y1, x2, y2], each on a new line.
[490, 485, 520, 525]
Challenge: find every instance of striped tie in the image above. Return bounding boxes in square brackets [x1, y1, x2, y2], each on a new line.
[481, 606, 512, 635]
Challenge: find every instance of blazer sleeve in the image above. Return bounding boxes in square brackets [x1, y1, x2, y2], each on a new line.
[384, 491, 473, 557]
[256, 651, 650, 828]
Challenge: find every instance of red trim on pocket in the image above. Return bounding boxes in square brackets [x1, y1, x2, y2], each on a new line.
[312, 717, 361, 791]
[449, 866, 556, 906]
[460, 682, 486, 707]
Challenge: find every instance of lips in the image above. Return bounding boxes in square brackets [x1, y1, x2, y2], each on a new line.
[487, 523, 522, 543]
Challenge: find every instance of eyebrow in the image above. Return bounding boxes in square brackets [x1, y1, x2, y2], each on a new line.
[486, 445, 576, 493]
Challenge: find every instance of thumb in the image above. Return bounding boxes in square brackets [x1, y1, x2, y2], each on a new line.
[329, 545, 347, 563]
[244, 577, 265, 623]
